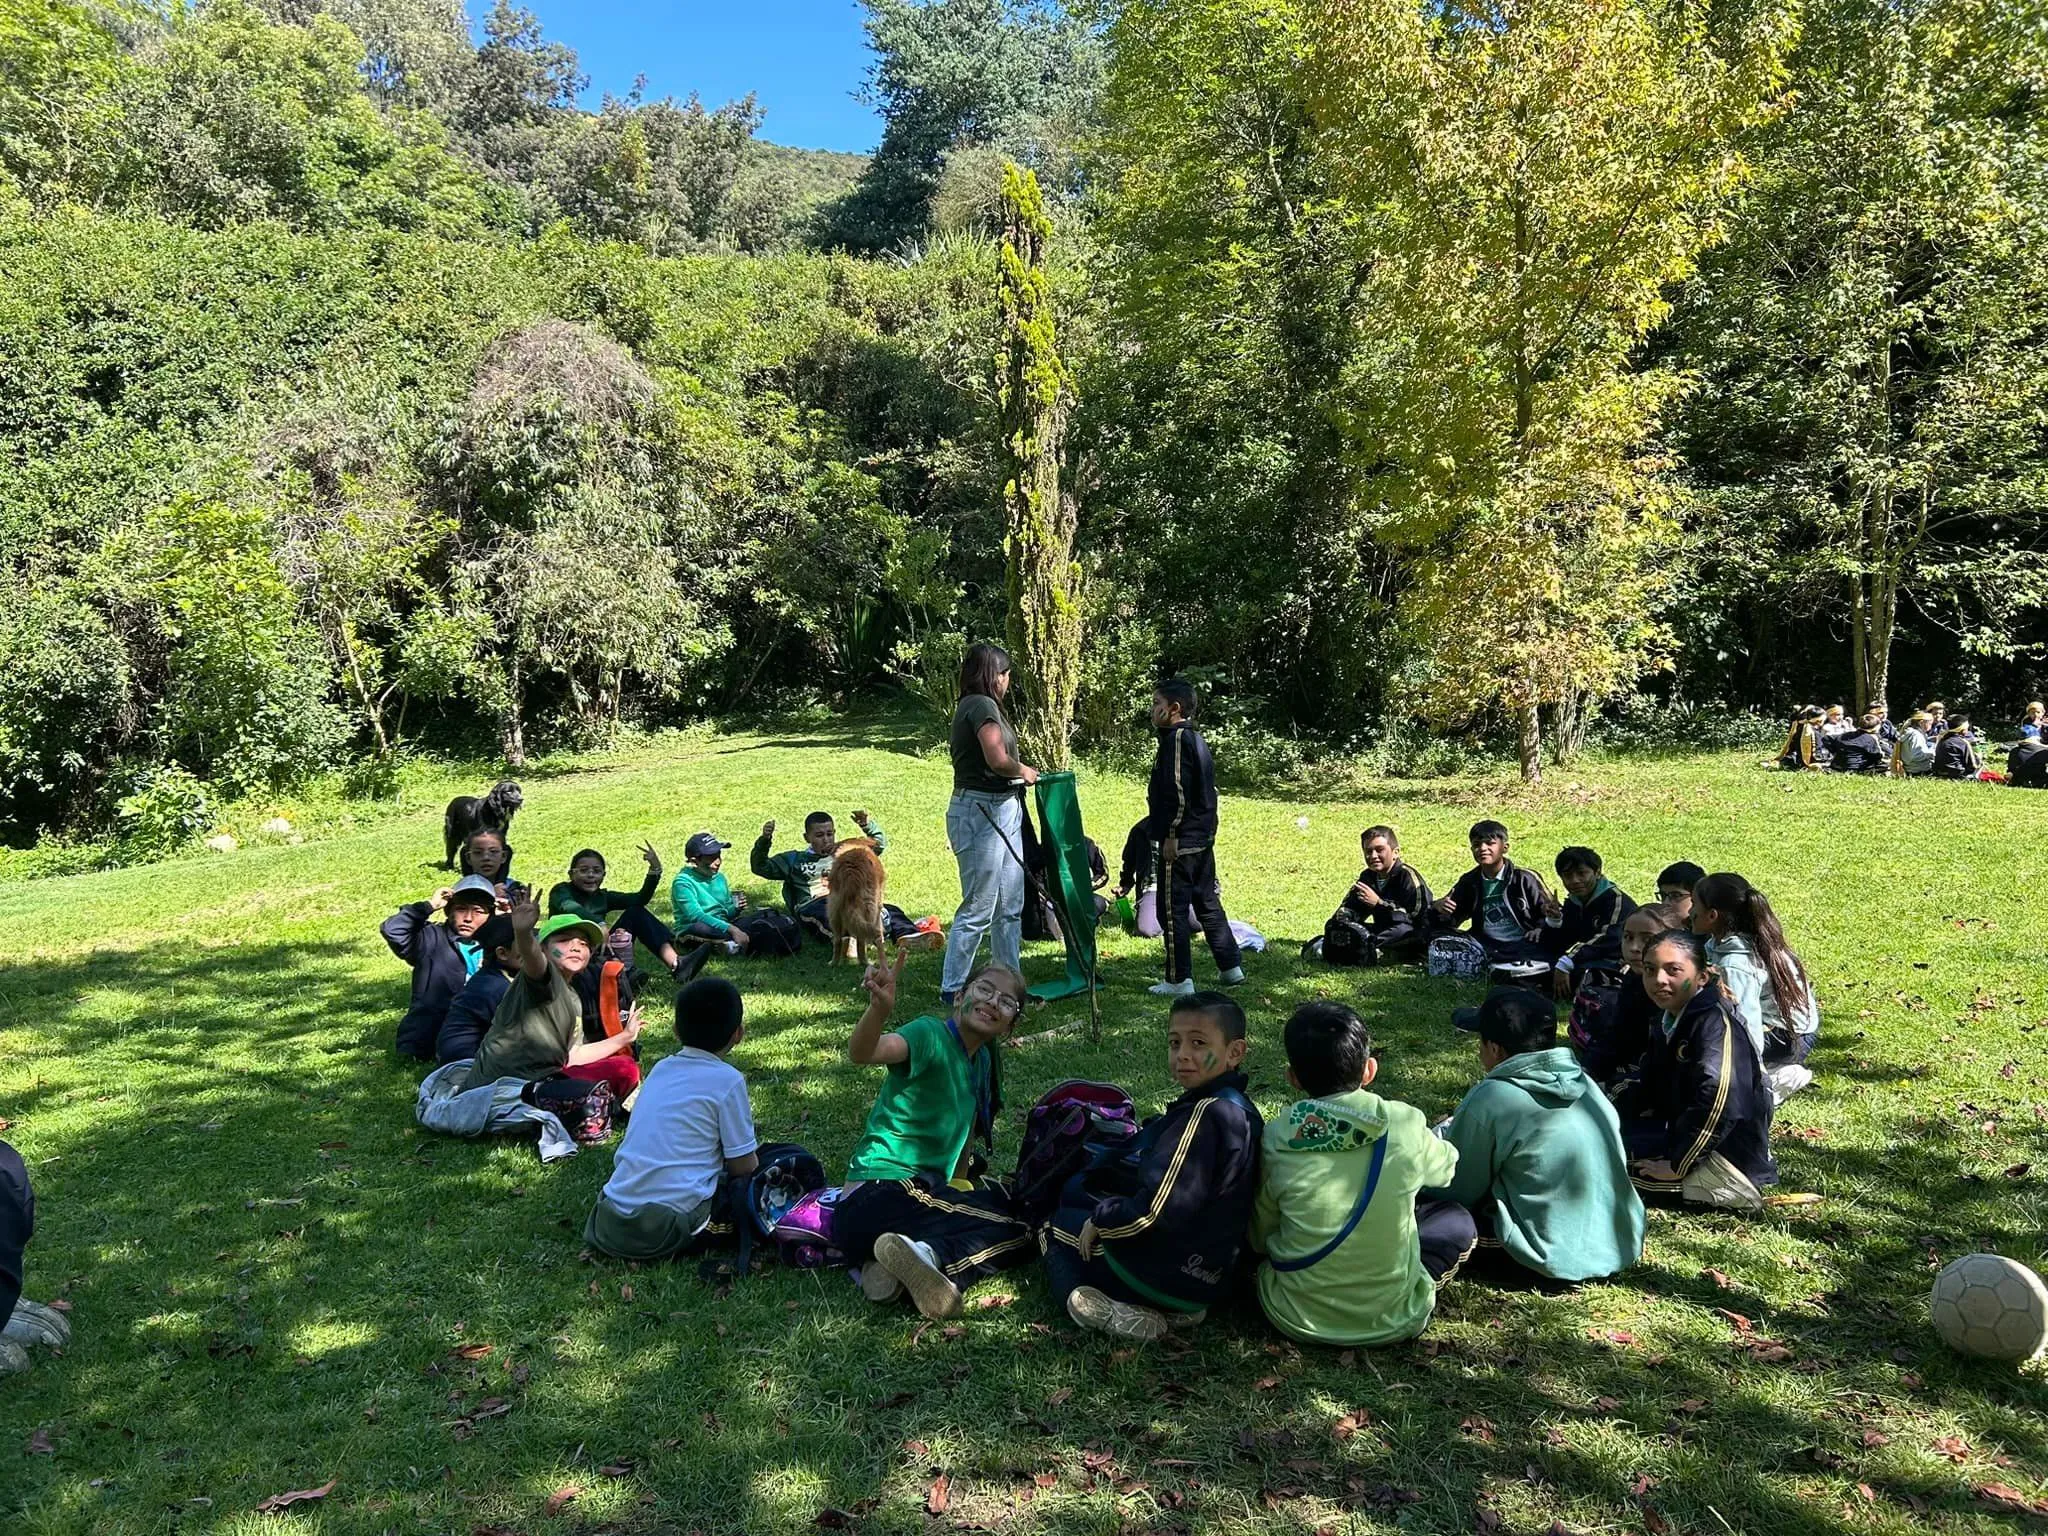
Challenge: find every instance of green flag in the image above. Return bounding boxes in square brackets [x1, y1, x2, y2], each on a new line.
[1029, 770, 1099, 1004]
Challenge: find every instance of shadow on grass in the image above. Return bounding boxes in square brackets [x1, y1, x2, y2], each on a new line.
[4, 930, 2047, 1534]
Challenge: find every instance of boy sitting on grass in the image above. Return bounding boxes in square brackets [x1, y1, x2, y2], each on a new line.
[1317, 825, 1432, 967]
[1431, 989, 1644, 1285]
[673, 831, 800, 955]
[464, 894, 643, 1098]
[1250, 1002, 1475, 1348]
[585, 978, 759, 1261]
[751, 810, 932, 948]
[548, 843, 698, 981]
[383, 874, 499, 1061]
[1654, 862, 1703, 923]
[1542, 846, 1638, 1000]
[436, 914, 517, 1063]
[1042, 992, 1263, 1343]
[1431, 820, 1552, 970]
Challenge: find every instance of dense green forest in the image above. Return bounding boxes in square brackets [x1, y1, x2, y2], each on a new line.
[2, 0, 2045, 851]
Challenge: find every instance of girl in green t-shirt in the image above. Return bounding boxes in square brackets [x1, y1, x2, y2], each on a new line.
[832, 952, 1035, 1320]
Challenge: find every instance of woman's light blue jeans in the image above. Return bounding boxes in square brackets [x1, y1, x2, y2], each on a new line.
[943, 789, 1025, 993]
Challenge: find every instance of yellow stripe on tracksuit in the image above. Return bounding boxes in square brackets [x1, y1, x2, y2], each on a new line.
[1633, 1012, 1734, 1192]
[897, 1180, 1033, 1276]
[1094, 1100, 1211, 1241]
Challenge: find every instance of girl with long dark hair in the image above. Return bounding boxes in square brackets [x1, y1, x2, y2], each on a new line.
[1690, 873, 1818, 1103]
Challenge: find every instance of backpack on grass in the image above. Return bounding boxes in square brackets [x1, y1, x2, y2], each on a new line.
[736, 911, 805, 957]
[1011, 1080, 1139, 1225]
[520, 1076, 614, 1144]
[1426, 935, 1489, 981]
[715, 1142, 827, 1278]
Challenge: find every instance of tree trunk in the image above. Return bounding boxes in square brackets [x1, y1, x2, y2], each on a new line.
[998, 163, 1083, 770]
[1546, 686, 1589, 766]
[502, 672, 527, 769]
[1518, 696, 1543, 784]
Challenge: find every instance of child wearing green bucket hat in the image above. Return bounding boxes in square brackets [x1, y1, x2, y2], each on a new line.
[464, 894, 642, 1097]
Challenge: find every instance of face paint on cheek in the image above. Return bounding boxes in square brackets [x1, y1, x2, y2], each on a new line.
[1202, 1051, 1217, 1070]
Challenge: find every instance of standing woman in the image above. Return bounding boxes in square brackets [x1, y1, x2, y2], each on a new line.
[942, 644, 1039, 1003]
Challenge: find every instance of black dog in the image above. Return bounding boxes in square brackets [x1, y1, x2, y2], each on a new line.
[443, 780, 523, 869]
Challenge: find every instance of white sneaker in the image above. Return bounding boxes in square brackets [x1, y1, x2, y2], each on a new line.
[1066, 1285, 1168, 1342]
[858, 1264, 903, 1304]
[1219, 966, 1245, 986]
[0, 1337, 28, 1376]
[1765, 1062, 1813, 1105]
[873, 1232, 963, 1320]
[1681, 1151, 1765, 1211]
[3, 1300, 70, 1349]
[1149, 979, 1196, 998]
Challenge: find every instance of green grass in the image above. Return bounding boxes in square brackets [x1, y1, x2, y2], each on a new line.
[4, 715, 2046, 1536]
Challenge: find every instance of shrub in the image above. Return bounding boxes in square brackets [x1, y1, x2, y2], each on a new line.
[112, 764, 214, 862]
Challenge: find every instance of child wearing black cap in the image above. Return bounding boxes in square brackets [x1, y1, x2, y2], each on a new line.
[1432, 990, 1644, 1284]
[585, 978, 760, 1260]
[674, 832, 806, 956]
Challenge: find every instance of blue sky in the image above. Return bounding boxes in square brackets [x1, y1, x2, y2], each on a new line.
[470, 2, 884, 153]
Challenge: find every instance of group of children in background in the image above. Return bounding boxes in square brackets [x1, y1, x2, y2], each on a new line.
[381, 810, 936, 1088]
[1777, 699, 2048, 782]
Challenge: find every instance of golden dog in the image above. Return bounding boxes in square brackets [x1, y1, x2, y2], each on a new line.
[826, 838, 887, 966]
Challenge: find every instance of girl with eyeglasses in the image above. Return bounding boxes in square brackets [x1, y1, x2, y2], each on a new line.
[831, 952, 1037, 1320]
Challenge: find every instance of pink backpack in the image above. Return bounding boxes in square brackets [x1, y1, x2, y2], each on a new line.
[771, 1185, 848, 1269]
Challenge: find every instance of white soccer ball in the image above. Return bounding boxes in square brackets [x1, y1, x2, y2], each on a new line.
[1931, 1253, 2048, 1362]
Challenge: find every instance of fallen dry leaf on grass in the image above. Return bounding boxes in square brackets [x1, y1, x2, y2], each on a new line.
[254, 1479, 335, 1513]
[24, 1428, 54, 1455]
[1460, 1416, 1496, 1443]
[1046, 1387, 1073, 1407]
[1976, 1482, 2048, 1516]
[1933, 1436, 1971, 1463]
[451, 1344, 492, 1360]
[925, 1473, 950, 1515]
[1253, 1375, 1283, 1391]
[543, 1485, 579, 1515]
[1702, 1267, 1734, 1290]
[1332, 1412, 1366, 1441]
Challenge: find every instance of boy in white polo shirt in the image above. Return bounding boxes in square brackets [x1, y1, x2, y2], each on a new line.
[585, 977, 759, 1261]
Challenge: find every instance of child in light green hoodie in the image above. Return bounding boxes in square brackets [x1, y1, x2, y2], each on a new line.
[1431, 988, 1644, 1284]
[1251, 1001, 1474, 1348]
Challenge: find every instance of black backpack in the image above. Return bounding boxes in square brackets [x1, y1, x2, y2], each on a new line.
[1011, 1081, 1139, 1225]
[520, 1076, 613, 1143]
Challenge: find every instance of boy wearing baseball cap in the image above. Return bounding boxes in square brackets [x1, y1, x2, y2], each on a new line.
[673, 832, 757, 953]
[1430, 990, 1644, 1285]
[382, 874, 500, 1061]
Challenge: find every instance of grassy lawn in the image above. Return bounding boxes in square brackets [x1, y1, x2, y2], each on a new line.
[3, 713, 2046, 1536]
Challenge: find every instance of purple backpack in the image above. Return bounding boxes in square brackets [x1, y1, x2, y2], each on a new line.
[771, 1185, 847, 1269]
[1012, 1080, 1138, 1224]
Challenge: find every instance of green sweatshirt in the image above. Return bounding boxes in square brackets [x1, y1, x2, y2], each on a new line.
[1426, 1047, 1645, 1282]
[1251, 1088, 1458, 1348]
[546, 865, 658, 925]
[671, 866, 741, 935]
[750, 819, 888, 913]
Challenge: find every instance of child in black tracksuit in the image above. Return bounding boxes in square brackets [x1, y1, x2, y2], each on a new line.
[1042, 992, 1262, 1340]
[382, 875, 499, 1060]
[1146, 679, 1243, 994]
[1432, 820, 1552, 966]
[1542, 845, 1638, 1000]
[1321, 825, 1432, 966]
[1614, 930, 1776, 1209]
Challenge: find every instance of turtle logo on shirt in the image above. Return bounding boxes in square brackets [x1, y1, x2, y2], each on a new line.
[1284, 1101, 1375, 1151]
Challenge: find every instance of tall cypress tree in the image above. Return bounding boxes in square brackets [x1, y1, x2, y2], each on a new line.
[998, 161, 1081, 768]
